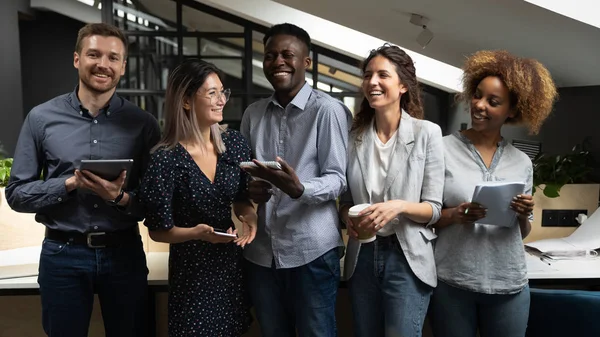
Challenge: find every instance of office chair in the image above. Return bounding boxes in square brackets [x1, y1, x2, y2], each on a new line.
[526, 288, 600, 337]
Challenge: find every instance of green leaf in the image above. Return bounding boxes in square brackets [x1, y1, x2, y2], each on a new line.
[543, 184, 561, 198]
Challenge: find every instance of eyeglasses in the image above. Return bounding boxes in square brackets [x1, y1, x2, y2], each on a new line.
[204, 88, 231, 104]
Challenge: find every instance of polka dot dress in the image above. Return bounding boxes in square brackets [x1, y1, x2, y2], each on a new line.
[140, 130, 252, 337]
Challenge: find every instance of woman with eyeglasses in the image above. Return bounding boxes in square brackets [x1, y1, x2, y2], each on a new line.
[140, 59, 256, 336]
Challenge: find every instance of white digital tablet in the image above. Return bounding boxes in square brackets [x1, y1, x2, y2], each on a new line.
[79, 159, 134, 187]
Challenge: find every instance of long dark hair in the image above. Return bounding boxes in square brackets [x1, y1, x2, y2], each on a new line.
[153, 59, 226, 153]
[351, 44, 424, 137]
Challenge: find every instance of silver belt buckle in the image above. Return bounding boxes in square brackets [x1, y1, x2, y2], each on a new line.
[87, 232, 106, 248]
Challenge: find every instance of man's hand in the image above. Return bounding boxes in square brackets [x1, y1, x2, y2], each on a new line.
[247, 180, 273, 204]
[75, 170, 125, 201]
[242, 157, 304, 198]
[65, 175, 82, 193]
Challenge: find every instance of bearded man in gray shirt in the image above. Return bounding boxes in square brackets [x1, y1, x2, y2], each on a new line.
[6, 23, 160, 337]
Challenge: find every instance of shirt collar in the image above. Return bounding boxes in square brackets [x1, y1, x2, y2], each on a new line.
[269, 82, 312, 111]
[454, 130, 508, 148]
[67, 85, 121, 116]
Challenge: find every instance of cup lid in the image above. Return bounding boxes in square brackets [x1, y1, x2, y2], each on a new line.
[348, 203, 371, 217]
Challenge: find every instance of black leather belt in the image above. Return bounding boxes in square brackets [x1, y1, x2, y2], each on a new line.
[45, 227, 140, 248]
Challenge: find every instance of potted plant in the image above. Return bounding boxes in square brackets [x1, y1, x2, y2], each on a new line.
[0, 145, 47, 250]
[0, 157, 12, 185]
[533, 140, 594, 198]
[0, 140, 11, 206]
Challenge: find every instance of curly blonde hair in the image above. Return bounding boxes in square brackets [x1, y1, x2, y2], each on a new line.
[459, 50, 558, 134]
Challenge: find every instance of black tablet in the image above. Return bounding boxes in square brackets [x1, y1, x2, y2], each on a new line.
[79, 159, 134, 187]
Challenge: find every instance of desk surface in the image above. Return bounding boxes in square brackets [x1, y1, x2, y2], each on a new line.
[2, 248, 600, 290]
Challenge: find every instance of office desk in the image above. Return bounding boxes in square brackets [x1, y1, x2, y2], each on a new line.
[525, 253, 600, 287]
[3, 250, 600, 292]
[2, 250, 600, 337]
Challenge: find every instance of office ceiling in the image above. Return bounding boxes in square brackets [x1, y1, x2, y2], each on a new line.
[274, 0, 600, 88]
[138, 0, 600, 88]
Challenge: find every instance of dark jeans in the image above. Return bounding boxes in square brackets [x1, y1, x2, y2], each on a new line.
[430, 280, 530, 337]
[348, 236, 432, 337]
[244, 248, 341, 337]
[37, 236, 148, 337]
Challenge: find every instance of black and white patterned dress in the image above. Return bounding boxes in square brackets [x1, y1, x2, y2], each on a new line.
[141, 130, 252, 337]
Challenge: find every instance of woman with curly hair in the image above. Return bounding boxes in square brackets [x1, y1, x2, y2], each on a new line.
[339, 44, 444, 336]
[430, 50, 557, 337]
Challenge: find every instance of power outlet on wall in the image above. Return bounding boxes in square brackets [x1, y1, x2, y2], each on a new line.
[541, 209, 588, 227]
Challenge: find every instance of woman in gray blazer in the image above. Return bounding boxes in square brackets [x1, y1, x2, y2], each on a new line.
[339, 44, 444, 337]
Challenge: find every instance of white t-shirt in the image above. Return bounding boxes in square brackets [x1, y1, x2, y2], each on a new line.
[369, 124, 398, 237]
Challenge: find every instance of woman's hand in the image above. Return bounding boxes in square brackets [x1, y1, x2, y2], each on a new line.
[511, 194, 534, 220]
[356, 200, 405, 234]
[339, 205, 358, 239]
[451, 202, 487, 224]
[193, 224, 237, 244]
[234, 213, 257, 248]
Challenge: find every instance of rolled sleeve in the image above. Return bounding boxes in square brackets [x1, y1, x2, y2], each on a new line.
[296, 101, 349, 205]
[422, 124, 444, 227]
[524, 163, 534, 222]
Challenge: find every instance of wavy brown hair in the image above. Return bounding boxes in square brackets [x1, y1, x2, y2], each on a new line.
[351, 44, 424, 137]
[459, 50, 558, 134]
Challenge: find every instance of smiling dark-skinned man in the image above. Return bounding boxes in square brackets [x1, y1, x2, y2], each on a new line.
[240, 23, 352, 337]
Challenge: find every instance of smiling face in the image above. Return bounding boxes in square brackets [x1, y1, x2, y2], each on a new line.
[263, 34, 311, 99]
[362, 55, 407, 112]
[470, 76, 516, 132]
[74, 35, 126, 95]
[186, 73, 226, 127]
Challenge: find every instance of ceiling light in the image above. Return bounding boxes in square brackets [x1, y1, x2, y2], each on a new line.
[409, 13, 429, 27]
[410, 14, 434, 49]
[417, 27, 434, 49]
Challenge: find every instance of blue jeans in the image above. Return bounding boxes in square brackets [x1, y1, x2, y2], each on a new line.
[38, 237, 149, 337]
[430, 280, 530, 337]
[348, 236, 432, 337]
[244, 248, 341, 337]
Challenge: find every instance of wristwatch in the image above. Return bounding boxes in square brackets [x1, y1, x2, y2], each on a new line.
[106, 189, 125, 207]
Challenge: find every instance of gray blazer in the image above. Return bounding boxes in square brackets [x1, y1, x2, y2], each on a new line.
[342, 111, 444, 287]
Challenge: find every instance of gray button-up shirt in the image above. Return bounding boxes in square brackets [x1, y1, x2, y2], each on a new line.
[435, 131, 532, 294]
[6, 88, 160, 233]
[241, 82, 351, 268]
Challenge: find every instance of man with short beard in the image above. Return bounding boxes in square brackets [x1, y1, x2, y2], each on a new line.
[6, 23, 160, 337]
